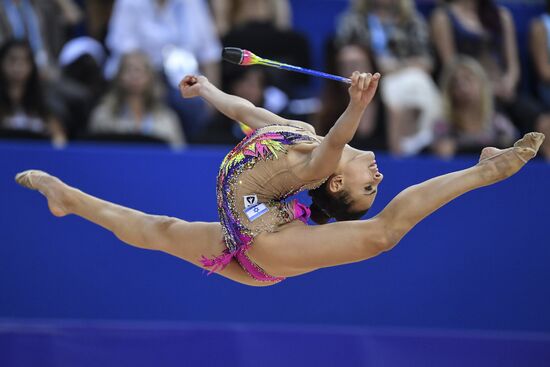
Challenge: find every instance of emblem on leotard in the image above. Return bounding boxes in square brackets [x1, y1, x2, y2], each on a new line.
[244, 203, 269, 221]
[243, 194, 258, 208]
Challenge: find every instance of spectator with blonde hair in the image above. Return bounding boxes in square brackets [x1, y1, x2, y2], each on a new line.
[105, 0, 221, 139]
[336, 0, 441, 156]
[88, 51, 184, 148]
[432, 56, 518, 158]
[430, 0, 541, 136]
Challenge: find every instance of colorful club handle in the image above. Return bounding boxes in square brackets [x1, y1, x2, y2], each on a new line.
[222, 47, 351, 84]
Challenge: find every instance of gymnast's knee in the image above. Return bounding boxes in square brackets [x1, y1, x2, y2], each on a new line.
[145, 215, 181, 248]
[363, 217, 402, 253]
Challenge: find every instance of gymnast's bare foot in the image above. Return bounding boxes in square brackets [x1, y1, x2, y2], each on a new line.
[15, 170, 72, 217]
[476, 132, 545, 184]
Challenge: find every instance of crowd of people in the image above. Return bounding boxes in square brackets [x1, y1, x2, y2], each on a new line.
[0, 0, 549, 161]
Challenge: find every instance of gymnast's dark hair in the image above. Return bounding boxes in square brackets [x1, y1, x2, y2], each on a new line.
[308, 179, 368, 225]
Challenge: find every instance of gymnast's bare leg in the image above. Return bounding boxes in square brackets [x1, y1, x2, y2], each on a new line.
[15, 133, 544, 283]
[248, 132, 545, 276]
[14, 171, 268, 286]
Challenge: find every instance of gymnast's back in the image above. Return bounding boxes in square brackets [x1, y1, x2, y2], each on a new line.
[216, 124, 327, 252]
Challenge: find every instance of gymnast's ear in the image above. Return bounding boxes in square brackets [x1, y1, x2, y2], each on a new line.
[327, 175, 344, 193]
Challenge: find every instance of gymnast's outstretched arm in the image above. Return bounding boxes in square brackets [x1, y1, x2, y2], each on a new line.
[178, 75, 315, 133]
[300, 71, 380, 181]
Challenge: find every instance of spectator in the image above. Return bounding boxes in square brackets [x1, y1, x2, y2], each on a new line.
[0, 39, 66, 146]
[432, 57, 518, 159]
[528, 4, 550, 160]
[88, 51, 185, 148]
[0, 0, 83, 77]
[211, 0, 291, 38]
[430, 0, 540, 135]
[55, 36, 107, 139]
[215, 0, 311, 100]
[105, 0, 222, 138]
[82, 0, 114, 44]
[194, 66, 267, 145]
[336, 0, 442, 156]
[316, 41, 387, 151]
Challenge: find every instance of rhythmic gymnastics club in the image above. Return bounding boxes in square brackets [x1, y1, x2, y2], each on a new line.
[222, 47, 352, 84]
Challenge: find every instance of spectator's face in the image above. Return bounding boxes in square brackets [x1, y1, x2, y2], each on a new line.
[450, 66, 481, 104]
[119, 54, 152, 95]
[1, 45, 32, 85]
[231, 70, 264, 106]
[337, 45, 372, 79]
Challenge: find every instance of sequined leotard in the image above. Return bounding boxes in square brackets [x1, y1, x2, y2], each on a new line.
[200, 124, 327, 283]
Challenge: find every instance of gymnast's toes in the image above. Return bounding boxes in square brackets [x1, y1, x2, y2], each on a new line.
[513, 132, 545, 162]
[15, 170, 70, 217]
[15, 170, 48, 190]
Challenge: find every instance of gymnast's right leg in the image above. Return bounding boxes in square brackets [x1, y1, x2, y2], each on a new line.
[14, 171, 271, 287]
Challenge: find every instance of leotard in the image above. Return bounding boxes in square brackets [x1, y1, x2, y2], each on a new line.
[201, 124, 327, 282]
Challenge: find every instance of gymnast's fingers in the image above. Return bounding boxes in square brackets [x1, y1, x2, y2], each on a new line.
[363, 73, 372, 91]
[350, 71, 360, 86]
[358, 73, 367, 91]
[179, 75, 197, 89]
[369, 73, 380, 89]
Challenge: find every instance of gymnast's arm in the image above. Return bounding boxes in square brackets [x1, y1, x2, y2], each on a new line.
[299, 72, 380, 180]
[178, 75, 315, 133]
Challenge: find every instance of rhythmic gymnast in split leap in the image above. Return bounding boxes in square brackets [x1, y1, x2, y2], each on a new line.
[15, 72, 544, 286]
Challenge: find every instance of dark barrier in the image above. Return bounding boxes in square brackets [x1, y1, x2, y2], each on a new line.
[1, 142, 549, 332]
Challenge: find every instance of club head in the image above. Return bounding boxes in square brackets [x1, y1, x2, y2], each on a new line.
[222, 47, 244, 65]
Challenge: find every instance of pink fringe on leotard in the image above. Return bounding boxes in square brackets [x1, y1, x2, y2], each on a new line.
[200, 199, 311, 282]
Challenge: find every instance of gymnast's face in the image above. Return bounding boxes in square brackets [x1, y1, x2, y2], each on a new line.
[340, 151, 383, 211]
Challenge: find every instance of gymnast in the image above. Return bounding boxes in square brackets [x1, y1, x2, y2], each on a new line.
[15, 72, 544, 286]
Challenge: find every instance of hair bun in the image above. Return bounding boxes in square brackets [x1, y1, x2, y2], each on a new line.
[309, 201, 331, 225]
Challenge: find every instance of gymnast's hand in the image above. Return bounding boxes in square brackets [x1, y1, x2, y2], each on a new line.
[179, 75, 209, 99]
[348, 71, 381, 109]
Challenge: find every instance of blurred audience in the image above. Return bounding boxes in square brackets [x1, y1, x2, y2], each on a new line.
[336, 0, 441, 156]
[0, 39, 67, 146]
[432, 57, 518, 159]
[529, 4, 550, 161]
[430, 0, 540, 135]
[82, 0, 115, 44]
[214, 0, 311, 100]
[105, 0, 220, 81]
[211, 0, 291, 38]
[0, 0, 83, 78]
[105, 0, 222, 139]
[316, 41, 387, 151]
[88, 51, 185, 148]
[0, 0, 548, 160]
[195, 66, 268, 145]
[53, 36, 107, 139]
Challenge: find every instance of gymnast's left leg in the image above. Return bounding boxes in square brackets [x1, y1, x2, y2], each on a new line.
[14, 171, 271, 286]
[250, 133, 544, 277]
